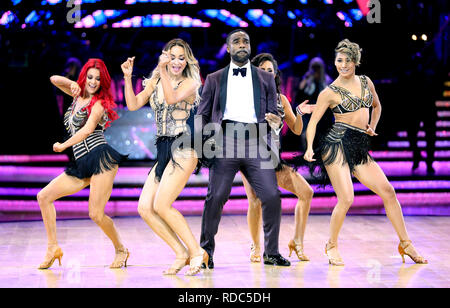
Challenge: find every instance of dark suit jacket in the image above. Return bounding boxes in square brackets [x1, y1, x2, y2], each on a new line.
[196, 64, 278, 130]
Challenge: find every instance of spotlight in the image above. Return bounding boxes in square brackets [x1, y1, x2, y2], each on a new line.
[412, 34, 417, 41]
[421, 34, 427, 41]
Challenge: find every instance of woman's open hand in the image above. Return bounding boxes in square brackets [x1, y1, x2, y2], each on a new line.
[297, 100, 316, 115]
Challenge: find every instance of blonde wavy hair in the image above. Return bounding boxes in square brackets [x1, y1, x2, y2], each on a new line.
[145, 38, 201, 105]
[335, 39, 362, 66]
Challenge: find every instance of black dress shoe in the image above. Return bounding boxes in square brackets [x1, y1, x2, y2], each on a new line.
[263, 253, 291, 266]
[201, 254, 214, 269]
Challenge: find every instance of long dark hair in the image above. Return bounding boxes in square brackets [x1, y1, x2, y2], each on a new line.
[251, 53, 281, 94]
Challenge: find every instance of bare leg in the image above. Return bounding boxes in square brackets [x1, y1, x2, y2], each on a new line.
[276, 166, 313, 260]
[37, 173, 89, 267]
[153, 149, 202, 257]
[243, 165, 313, 261]
[88, 166, 128, 267]
[276, 166, 313, 246]
[138, 164, 189, 267]
[324, 153, 354, 265]
[353, 161, 427, 262]
[242, 173, 262, 261]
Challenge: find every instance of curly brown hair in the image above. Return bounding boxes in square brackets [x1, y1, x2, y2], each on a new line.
[335, 39, 362, 66]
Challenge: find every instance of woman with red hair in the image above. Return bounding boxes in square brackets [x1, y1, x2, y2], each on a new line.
[37, 58, 129, 269]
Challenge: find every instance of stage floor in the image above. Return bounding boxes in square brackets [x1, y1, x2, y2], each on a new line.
[0, 215, 448, 288]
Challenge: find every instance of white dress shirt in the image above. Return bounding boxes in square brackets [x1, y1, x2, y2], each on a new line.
[223, 61, 258, 123]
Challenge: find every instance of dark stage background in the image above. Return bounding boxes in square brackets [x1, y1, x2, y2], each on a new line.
[0, 0, 448, 157]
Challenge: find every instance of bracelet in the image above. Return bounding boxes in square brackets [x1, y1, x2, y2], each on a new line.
[296, 105, 305, 116]
[123, 75, 132, 79]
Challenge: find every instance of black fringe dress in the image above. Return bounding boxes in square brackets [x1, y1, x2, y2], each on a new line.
[149, 80, 199, 182]
[310, 75, 375, 186]
[63, 98, 126, 179]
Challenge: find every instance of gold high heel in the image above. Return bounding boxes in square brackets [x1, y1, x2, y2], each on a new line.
[185, 249, 209, 276]
[38, 247, 63, 270]
[325, 242, 344, 266]
[288, 239, 310, 261]
[163, 257, 190, 275]
[250, 244, 261, 263]
[398, 240, 428, 264]
[110, 248, 130, 269]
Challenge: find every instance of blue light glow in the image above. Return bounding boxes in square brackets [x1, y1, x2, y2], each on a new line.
[125, 0, 197, 4]
[294, 54, 308, 63]
[246, 9, 272, 27]
[287, 11, 296, 20]
[111, 14, 210, 28]
[350, 9, 363, 21]
[201, 9, 247, 27]
[25, 11, 39, 24]
[75, 10, 126, 28]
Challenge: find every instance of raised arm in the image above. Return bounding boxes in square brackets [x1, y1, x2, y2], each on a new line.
[304, 89, 333, 161]
[121, 57, 157, 111]
[53, 101, 105, 152]
[158, 51, 199, 105]
[50, 75, 81, 97]
[366, 76, 381, 136]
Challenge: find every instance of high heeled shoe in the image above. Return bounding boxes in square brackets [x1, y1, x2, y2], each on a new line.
[398, 240, 428, 264]
[325, 242, 344, 266]
[110, 248, 130, 269]
[38, 247, 63, 270]
[185, 249, 209, 276]
[288, 239, 310, 261]
[163, 257, 190, 275]
[250, 244, 261, 263]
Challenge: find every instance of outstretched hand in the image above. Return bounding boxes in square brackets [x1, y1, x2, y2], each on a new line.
[297, 100, 316, 115]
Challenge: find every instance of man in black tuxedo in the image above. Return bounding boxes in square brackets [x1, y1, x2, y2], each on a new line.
[196, 29, 290, 268]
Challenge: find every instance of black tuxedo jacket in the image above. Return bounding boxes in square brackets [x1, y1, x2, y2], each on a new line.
[195, 64, 278, 130]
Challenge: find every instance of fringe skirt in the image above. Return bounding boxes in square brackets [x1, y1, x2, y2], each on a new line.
[152, 133, 200, 183]
[309, 122, 373, 187]
[65, 144, 127, 179]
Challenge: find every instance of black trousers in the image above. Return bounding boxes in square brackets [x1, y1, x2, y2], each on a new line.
[200, 122, 282, 257]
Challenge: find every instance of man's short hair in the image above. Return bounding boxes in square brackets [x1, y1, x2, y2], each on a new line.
[226, 29, 250, 45]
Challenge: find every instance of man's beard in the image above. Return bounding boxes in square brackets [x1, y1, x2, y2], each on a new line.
[231, 51, 250, 64]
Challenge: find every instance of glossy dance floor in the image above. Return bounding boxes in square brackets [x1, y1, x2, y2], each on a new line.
[0, 215, 448, 288]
